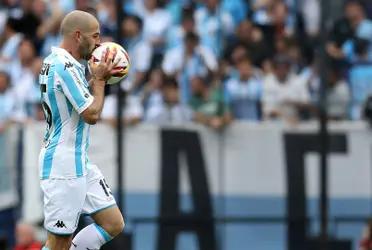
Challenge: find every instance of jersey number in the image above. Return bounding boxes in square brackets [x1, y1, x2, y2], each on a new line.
[41, 101, 52, 131]
[40, 63, 50, 75]
[99, 179, 112, 197]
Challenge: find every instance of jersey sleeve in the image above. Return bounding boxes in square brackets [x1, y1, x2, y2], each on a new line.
[56, 62, 94, 114]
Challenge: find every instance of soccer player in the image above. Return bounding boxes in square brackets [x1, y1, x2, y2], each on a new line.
[38, 10, 124, 250]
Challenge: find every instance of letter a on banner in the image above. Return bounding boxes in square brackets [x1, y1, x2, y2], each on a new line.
[157, 129, 216, 250]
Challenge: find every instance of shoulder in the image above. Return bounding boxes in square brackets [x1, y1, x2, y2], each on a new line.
[42, 53, 71, 74]
[54, 54, 76, 72]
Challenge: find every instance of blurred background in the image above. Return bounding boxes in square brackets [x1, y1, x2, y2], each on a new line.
[1, 0, 372, 249]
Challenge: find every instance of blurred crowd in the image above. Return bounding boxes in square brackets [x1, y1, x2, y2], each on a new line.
[1, 0, 372, 130]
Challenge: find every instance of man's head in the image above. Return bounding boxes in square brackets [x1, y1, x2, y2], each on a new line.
[270, 1, 289, 25]
[191, 76, 209, 97]
[121, 15, 142, 39]
[237, 19, 254, 42]
[181, 8, 195, 33]
[345, 0, 366, 28]
[18, 39, 36, 66]
[144, 0, 158, 11]
[273, 54, 291, 83]
[237, 57, 253, 81]
[162, 77, 179, 105]
[60, 10, 101, 60]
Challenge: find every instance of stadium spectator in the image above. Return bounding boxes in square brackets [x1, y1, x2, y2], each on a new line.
[262, 54, 310, 122]
[190, 76, 231, 130]
[349, 38, 372, 120]
[326, 65, 350, 120]
[142, 68, 164, 116]
[328, 0, 372, 61]
[224, 19, 270, 69]
[194, 0, 234, 56]
[145, 77, 192, 124]
[15, 0, 41, 40]
[162, 31, 218, 104]
[13, 222, 42, 250]
[225, 44, 249, 79]
[142, 0, 172, 57]
[97, 0, 117, 38]
[1, 0, 368, 126]
[225, 57, 262, 121]
[344, 0, 372, 61]
[121, 14, 153, 92]
[269, 0, 296, 37]
[0, 17, 22, 63]
[36, 0, 63, 57]
[7, 38, 38, 121]
[166, 7, 196, 50]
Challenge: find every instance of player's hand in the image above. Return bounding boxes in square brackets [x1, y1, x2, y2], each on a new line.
[89, 47, 119, 81]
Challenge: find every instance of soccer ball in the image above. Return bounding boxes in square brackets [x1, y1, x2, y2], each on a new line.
[90, 42, 130, 85]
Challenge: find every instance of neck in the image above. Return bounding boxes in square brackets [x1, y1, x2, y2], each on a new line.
[60, 39, 81, 61]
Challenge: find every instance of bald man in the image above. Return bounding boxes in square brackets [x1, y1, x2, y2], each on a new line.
[38, 10, 124, 250]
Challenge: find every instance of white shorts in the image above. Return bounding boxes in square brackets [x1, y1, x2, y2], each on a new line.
[40, 164, 116, 235]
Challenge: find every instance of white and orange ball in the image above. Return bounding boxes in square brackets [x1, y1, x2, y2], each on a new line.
[90, 42, 130, 85]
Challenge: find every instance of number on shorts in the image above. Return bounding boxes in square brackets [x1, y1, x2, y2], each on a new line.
[99, 179, 112, 197]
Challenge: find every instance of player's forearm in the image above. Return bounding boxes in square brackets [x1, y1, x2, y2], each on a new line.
[81, 79, 106, 124]
[90, 79, 106, 117]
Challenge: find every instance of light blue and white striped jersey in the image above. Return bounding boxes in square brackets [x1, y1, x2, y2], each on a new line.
[38, 47, 94, 180]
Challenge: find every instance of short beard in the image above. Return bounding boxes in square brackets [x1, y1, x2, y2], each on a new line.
[79, 39, 92, 60]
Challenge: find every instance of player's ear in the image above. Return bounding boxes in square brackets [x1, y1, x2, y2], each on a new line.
[75, 30, 81, 42]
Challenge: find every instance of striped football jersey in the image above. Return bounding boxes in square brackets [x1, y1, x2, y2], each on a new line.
[38, 47, 94, 179]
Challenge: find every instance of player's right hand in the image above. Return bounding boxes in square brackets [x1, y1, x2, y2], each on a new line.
[89, 47, 119, 82]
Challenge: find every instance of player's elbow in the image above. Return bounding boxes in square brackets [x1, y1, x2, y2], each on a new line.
[83, 115, 99, 125]
[81, 108, 100, 124]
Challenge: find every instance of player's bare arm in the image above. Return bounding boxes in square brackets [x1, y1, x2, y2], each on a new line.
[81, 47, 118, 124]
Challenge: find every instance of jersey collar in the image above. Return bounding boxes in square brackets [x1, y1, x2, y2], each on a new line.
[52, 46, 85, 71]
